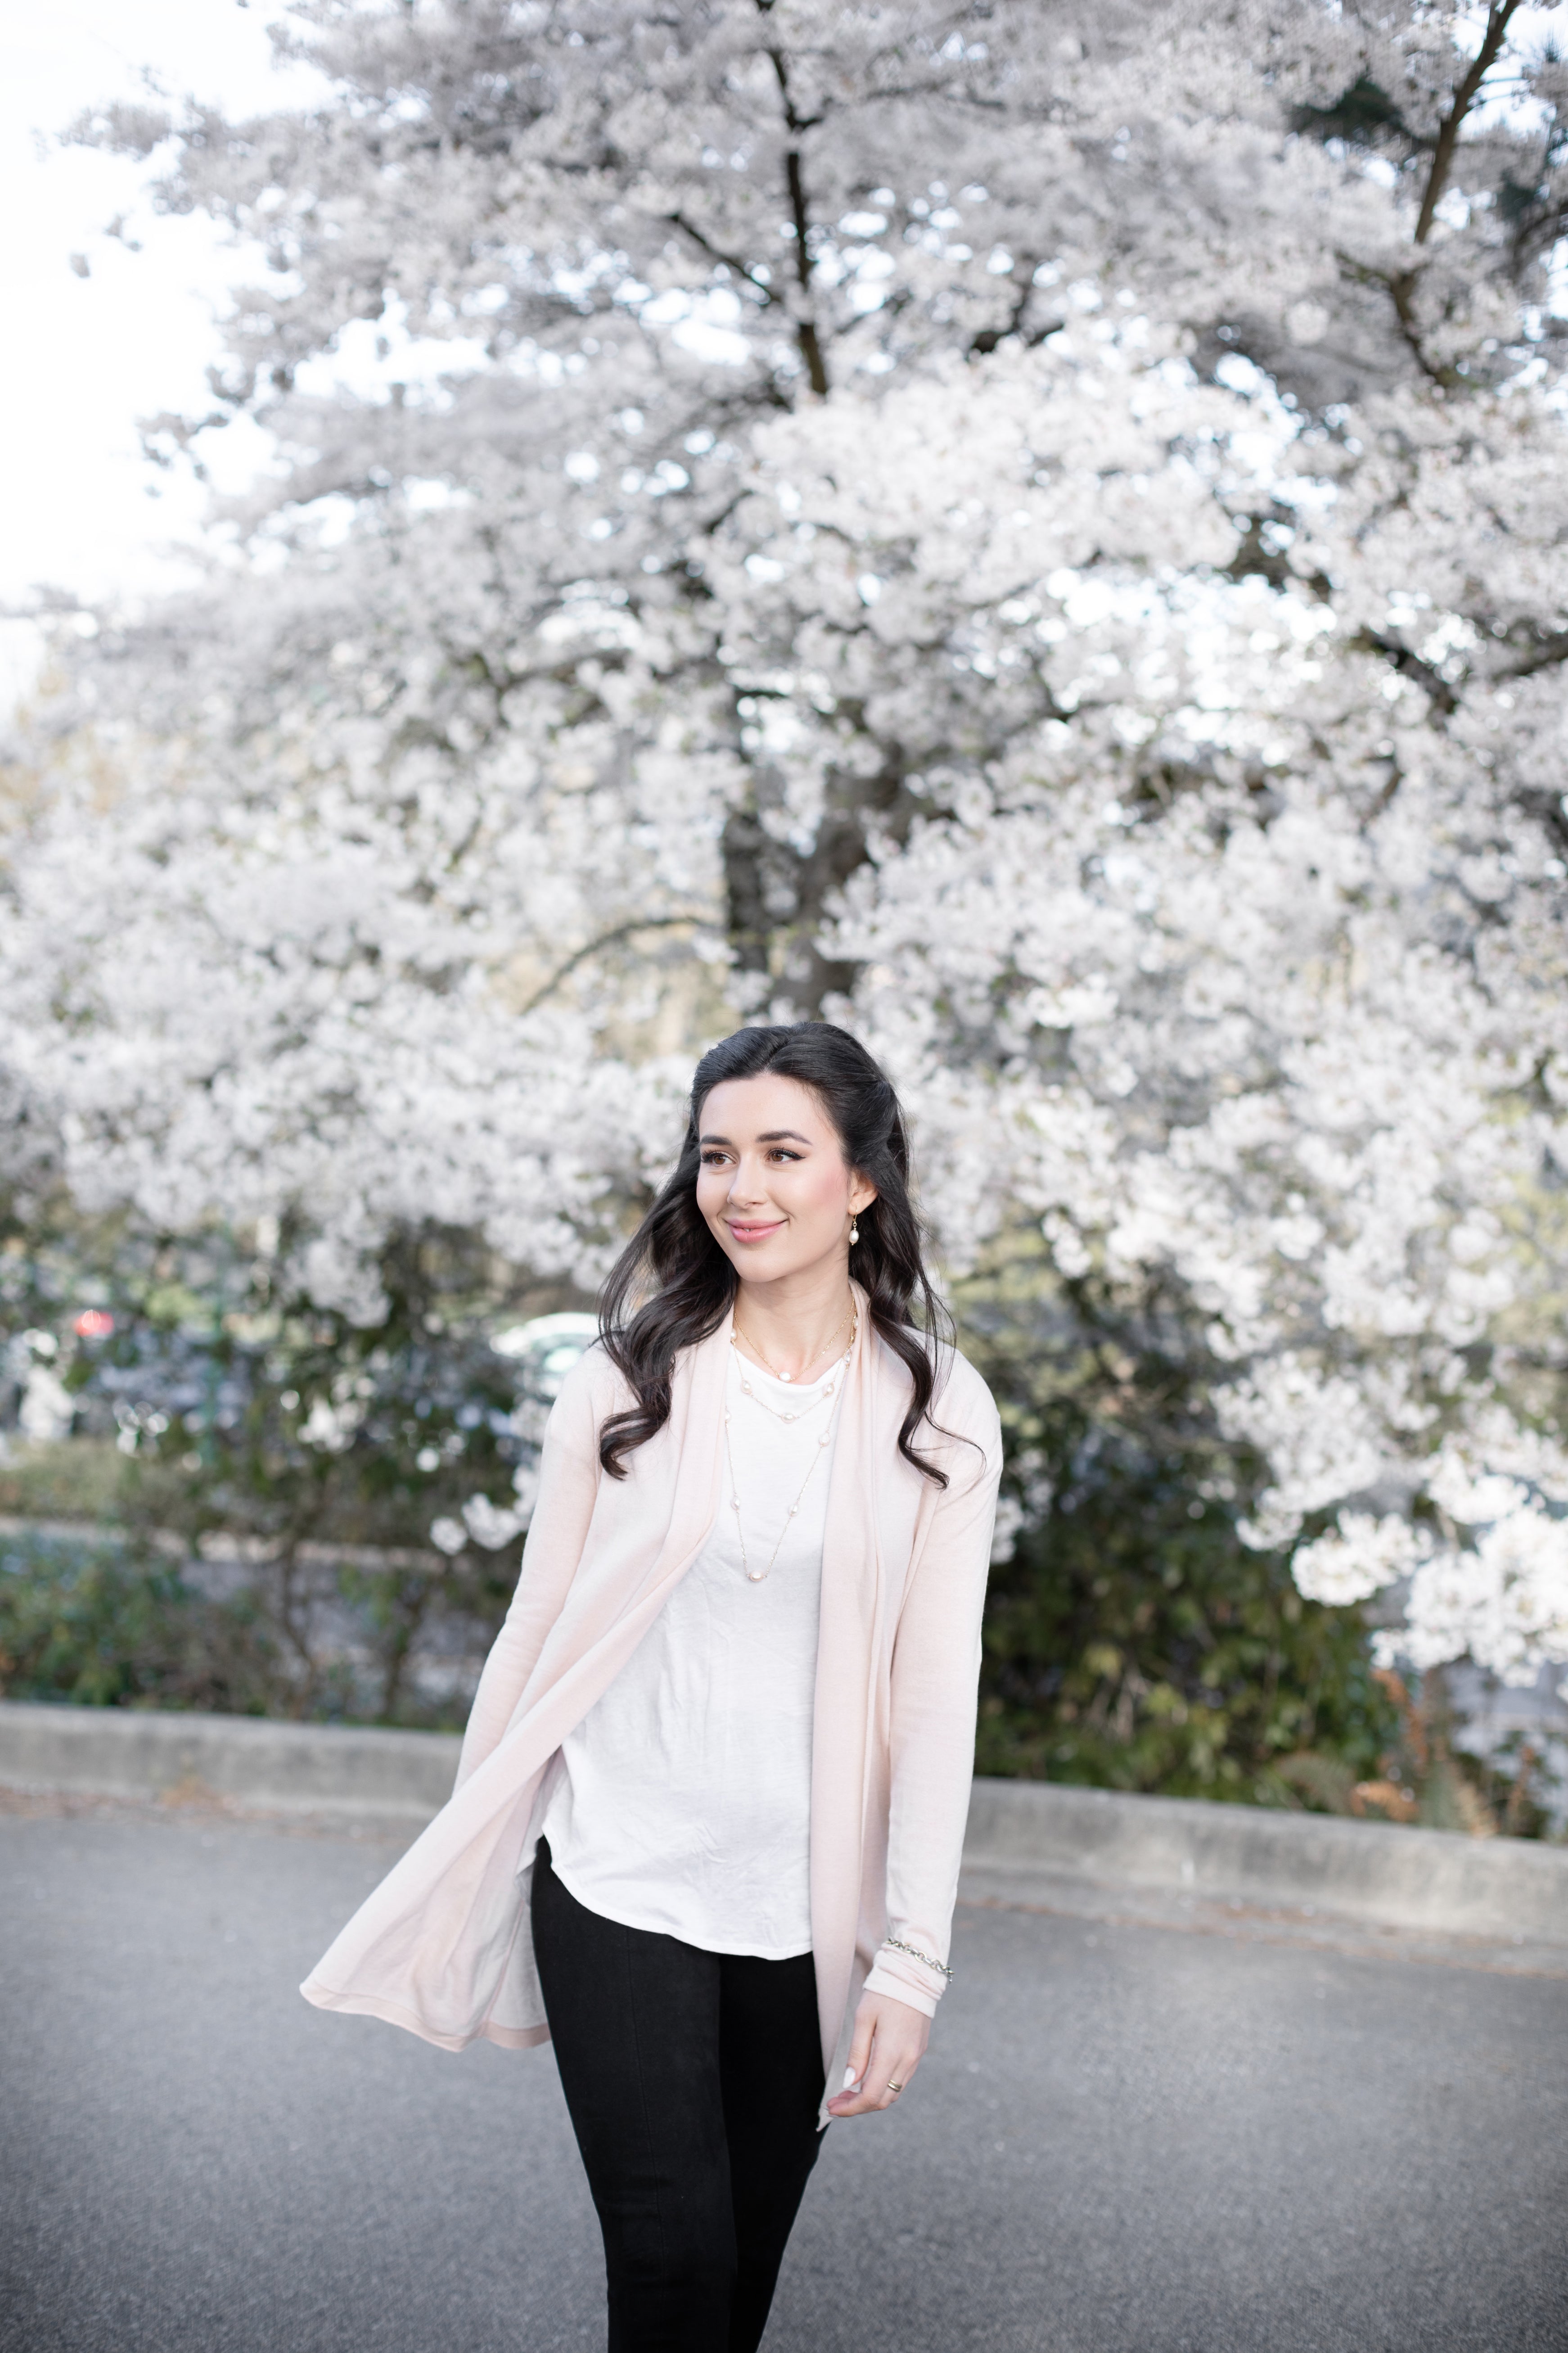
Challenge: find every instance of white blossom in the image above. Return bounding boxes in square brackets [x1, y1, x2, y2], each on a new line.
[461, 1493, 527, 1551]
[19, 1364, 75, 1445]
[1293, 1514, 1428, 1609]
[4, 0, 1568, 1687]
[1381, 1509, 1568, 1689]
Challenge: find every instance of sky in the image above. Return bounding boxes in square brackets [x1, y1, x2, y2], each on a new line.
[0, 0, 322, 703]
[0, 0, 745, 718]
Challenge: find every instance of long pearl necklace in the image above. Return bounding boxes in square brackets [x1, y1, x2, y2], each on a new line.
[722, 1320, 854, 1584]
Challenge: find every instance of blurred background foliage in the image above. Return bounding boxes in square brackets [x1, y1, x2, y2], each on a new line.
[1, 1183, 1552, 1832]
[0, 1188, 557, 1726]
[0, 1531, 276, 1716]
[960, 1235, 1551, 1830]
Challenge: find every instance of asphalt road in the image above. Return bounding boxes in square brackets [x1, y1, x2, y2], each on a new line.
[2, 1801, 1564, 2353]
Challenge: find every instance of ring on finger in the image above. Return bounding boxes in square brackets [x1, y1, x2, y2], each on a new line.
[885, 2079, 904, 2096]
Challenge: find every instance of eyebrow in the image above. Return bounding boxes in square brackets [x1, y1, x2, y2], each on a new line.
[698, 1129, 814, 1147]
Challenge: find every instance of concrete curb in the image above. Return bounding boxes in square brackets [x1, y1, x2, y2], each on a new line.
[0, 1513, 449, 1575]
[3, 1701, 1565, 1940]
[0, 1700, 460, 1826]
[962, 1777, 1568, 1944]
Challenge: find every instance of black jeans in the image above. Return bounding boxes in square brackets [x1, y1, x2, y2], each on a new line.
[531, 1840, 827, 2353]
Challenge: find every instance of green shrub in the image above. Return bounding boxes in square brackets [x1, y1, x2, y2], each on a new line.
[960, 1242, 1400, 1803]
[0, 1532, 277, 1714]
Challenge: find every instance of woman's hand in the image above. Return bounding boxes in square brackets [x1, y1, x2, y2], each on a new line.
[826, 1989, 931, 2118]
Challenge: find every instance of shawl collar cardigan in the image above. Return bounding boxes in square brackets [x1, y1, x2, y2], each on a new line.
[301, 1293, 1002, 2092]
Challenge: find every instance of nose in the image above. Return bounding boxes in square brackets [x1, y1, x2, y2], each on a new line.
[727, 1153, 770, 1206]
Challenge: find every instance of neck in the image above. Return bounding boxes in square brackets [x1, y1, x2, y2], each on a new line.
[732, 1260, 856, 1382]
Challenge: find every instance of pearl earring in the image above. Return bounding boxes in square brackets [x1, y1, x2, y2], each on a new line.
[849, 1218, 860, 1247]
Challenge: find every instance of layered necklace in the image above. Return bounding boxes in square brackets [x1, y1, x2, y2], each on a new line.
[723, 1308, 856, 1585]
[731, 1305, 855, 1392]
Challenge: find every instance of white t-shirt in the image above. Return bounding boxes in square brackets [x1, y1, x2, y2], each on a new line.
[540, 1341, 844, 1958]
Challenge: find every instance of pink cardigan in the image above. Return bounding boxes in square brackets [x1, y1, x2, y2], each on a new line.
[300, 1296, 1002, 2088]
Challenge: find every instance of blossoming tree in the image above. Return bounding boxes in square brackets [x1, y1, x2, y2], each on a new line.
[3, 0, 1566, 1747]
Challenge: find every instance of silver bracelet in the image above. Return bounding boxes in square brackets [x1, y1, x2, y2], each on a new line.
[883, 1935, 955, 1983]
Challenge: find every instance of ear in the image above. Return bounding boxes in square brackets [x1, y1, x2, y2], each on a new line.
[848, 1173, 879, 1215]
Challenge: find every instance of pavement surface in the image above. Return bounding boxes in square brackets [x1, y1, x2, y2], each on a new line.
[2, 1793, 1564, 2353]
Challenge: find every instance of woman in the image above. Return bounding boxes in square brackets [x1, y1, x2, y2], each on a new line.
[302, 1022, 1002, 2352]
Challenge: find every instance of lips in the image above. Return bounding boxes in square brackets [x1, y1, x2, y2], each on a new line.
[726, 1218, 785, 1243]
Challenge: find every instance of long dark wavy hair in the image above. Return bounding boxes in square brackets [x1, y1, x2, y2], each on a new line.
[597, 1023, 955, 1484]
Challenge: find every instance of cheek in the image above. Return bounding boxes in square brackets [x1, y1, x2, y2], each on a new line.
[694, 1168, 727, 1220]
[792, 1162, 850, 1224]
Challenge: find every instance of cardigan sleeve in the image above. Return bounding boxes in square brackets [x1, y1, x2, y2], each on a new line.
[453, 1352, 608, 1789]
[862, 1362, 1003, 2017]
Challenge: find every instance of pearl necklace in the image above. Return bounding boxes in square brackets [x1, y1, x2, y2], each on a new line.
[722, 1324, 853, 1584]
[728, 1314, 856, 1424]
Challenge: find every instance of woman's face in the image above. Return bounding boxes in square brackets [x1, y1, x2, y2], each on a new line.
[695, 1073, 877, 1288]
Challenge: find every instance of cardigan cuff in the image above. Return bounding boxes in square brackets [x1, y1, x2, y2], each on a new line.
[864, 1945, 944, 2018]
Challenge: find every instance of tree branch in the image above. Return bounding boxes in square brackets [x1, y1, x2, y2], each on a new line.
[1414, 0, 1525, 245]
[1336, 252, 1457, 386]
[969, 259, 1061, 357]
[663, 211, 778, 305]
[1342, 615, 1568, 723]
[1495, 626, 1568, 684]
[755, 7, 830, 396]
[1384, 266, 1457, 385]
[518, 915, 708, 1014]
[1349, 627, 1460, 716]
[782, 143, 830, 397]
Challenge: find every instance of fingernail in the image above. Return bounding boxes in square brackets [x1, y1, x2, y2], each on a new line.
[842, 2065, 858, 2088]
